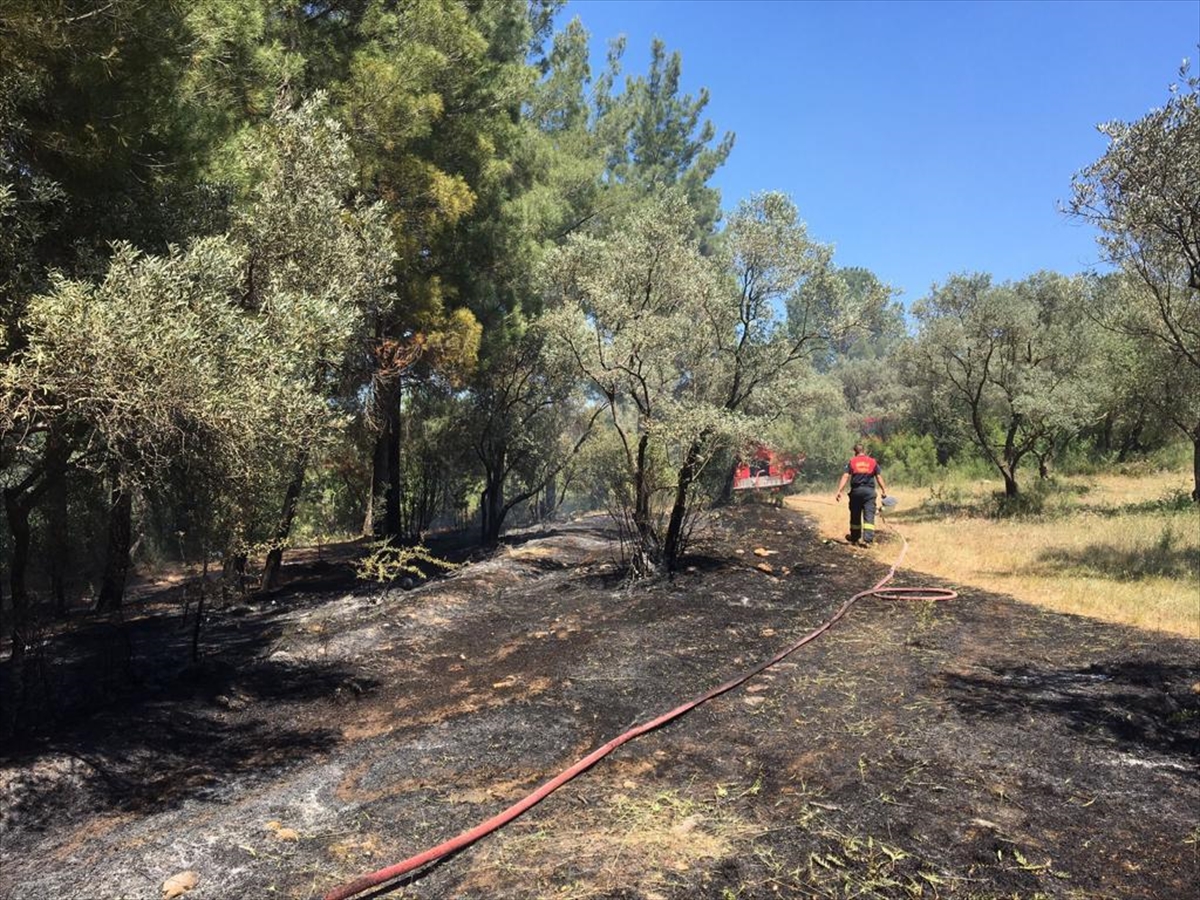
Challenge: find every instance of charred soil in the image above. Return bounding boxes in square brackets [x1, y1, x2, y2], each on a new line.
[1, 504, 1197, 899]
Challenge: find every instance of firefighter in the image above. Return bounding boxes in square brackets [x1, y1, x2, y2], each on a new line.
[834, 443, 887, 546]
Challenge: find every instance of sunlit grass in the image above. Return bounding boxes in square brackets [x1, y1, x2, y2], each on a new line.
[788, 469, 1200, 638]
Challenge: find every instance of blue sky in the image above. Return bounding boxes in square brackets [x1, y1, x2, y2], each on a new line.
[567, 0, 1199, 303]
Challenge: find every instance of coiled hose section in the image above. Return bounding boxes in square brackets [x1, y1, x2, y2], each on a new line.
[324, 519, 955, 900]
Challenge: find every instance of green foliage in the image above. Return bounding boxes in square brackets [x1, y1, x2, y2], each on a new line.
[542, 189, 868, 572]
[1, 97, 391, 574]
[355, 540, 461, 584]
[909, 271, 1103, 495]
[767, 376, 855, 483]
[1069, 64, 1200, 500]
[870, 433, 940, 487]
[991, 482, 1050, 518]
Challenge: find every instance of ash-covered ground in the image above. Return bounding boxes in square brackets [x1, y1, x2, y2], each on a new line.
[2, 504, 1197, 899]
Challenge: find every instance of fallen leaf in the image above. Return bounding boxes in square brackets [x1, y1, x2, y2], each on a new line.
[743, 695, 767, 707]
[162, 871, 198, 899]
[753, 547, 777, 557]
[265, 821, 282, 831]
[274, 827, 300, 842]
[622, 780, 637, 789]
[755, 562, 774, 574]
[760, 628, 776, 637]
[492, 676, 517, 689]
[734, 548, 746, 555]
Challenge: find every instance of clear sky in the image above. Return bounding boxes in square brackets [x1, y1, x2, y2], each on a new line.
[567, 0, 1199, 304]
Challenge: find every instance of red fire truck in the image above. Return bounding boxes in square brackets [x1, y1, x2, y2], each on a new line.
[733, 445, 803, 494]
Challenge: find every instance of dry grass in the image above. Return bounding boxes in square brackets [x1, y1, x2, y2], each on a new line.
[788, 469, 1200, 638]
[461, 784, 756, 899]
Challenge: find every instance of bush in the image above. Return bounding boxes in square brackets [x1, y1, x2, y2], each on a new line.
[870, 433, 940, 486]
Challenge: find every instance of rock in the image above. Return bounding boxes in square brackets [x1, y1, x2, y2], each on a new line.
[162, 871, 198, 899]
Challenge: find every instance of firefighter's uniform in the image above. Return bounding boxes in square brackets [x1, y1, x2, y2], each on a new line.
[845, 454, 882, 545]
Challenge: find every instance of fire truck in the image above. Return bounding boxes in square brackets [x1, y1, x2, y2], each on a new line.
[733, 445, 803, 495]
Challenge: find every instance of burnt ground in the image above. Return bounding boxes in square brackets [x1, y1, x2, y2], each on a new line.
[1, 503, 1197, 900]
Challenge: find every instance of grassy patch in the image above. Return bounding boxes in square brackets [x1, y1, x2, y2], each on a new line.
[462, 783, 756, 899]
[789, 468, 1200, 637]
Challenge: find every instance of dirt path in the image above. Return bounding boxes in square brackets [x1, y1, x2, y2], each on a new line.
[2, 504, 1197, 899]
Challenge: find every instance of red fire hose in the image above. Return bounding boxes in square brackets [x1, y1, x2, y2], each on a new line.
[323, 523, 955, 900]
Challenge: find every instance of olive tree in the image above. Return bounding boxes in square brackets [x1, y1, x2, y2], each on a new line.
[232, 95, 395, 588]
[542, 191, 874, 576]
[1068, 68, 1200, 497]
[911, 272, 1102, 497]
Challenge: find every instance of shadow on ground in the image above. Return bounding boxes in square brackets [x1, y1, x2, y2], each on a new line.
[1033, 541, 1199, 581]
[943, 660, 1200, 765]
[2, 655, 360, 835]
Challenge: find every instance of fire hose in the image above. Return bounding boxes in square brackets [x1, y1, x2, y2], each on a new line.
[323, 512, 956, 900]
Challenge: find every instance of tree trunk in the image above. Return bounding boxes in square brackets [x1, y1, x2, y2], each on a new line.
[363, 429, 387, 536]
[1192, 429, 1200, 503]
[383, 399, 402, 540]
[717, 458, 736, 506]
[480, 465, 505, 548]
[5, 488, 32, 658]
[541, 474, 557, 521]
[1002, 469, 1019, 497]
[95, 474, 132, 613]
[192, 558, 208, 663]
[261, 452, 308, 591]
[222, 553, 248, 599]
[4, 486, 33, 734]
[630, 434, 659, 577]
[47, 470, 69, 616]
[663, 439, 704, 573]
